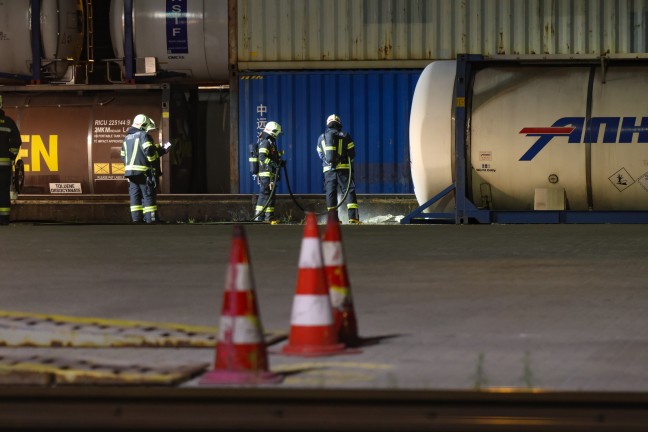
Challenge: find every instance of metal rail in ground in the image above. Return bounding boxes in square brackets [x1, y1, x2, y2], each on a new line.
[1, 387, 648, 431]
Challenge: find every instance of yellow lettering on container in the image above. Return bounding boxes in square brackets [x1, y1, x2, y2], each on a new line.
[24, 135, 59, 172]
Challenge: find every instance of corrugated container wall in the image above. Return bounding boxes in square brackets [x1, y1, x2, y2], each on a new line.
[238, 0, 648, 68]
[238, 70, 420, 194]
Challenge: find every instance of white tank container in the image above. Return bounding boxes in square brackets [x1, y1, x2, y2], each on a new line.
[410, 61, 648, 212]
[0, 0, 84, 80]
[110, 0, 228, 83]
[409, 61, 456, 212]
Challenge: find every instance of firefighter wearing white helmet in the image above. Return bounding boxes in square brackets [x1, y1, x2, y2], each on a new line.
[253, 120, 283, 223]
[121, 114, 161, 223]
[0, 94, 22, 225]
[316, 114, 361, 223]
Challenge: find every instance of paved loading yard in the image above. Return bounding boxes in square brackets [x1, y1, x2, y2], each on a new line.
[0, 222, 647, 391]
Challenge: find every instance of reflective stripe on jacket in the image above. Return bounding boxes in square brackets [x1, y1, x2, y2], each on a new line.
[258, 136, 280, 178]
[121, 127, 158, 177]
[316, 128, 355, 172]
[0, 109, 22, 165]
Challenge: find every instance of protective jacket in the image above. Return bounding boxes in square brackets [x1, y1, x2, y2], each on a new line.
[258, 135, 281, 178]
[0, 109, 21, 168]
[317, 127, 355, 172]
[120, 127, 158, 177]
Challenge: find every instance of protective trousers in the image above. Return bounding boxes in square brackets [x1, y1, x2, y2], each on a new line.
[146, 174, 160, 222]
[255, 176, 276, 221]
[128, 175, 156, 223]
[0, 166, 11, 225]
[324, 169, 359, 221]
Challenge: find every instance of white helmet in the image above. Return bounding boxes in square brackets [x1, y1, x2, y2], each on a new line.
[263, 121, 282, 138]
[132, 114, 156, 132]
[326, 114, 341, 127]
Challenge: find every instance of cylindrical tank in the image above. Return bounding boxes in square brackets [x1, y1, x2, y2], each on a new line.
[0, 0, 84, 81]
[409, 61, 456, 212]
[410, 60, 648, 212]
[110, 0, 228, 83]
[3, 91, 162, 194]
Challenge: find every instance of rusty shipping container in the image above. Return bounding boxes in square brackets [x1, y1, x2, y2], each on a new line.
[1, 85, 210, 195]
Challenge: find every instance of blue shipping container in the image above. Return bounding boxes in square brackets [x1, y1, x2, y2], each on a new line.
[239, 69, 422, 194]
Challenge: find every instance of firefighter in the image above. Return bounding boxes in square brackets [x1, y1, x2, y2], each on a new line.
[121, 114, 160, 223]
[254, 121, 283, 223]
[0, 95, 22, 225]
[317, 114, 361, 223]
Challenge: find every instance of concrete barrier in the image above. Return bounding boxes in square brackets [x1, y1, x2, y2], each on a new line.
[11, 195, 418, 224]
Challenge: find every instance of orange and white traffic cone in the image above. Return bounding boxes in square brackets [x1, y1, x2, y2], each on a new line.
[281, 212, 347, 356]
[200, 225, 283, 384]
[323, 210, 361, 347]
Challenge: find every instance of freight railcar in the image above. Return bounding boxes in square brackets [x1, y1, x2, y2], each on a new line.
[2, 86, 201, 195]
[0, 0, 230, 195]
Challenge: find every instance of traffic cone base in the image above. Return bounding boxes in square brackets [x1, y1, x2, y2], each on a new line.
[281, 342, 346, 356]
[331, 308, 361, 347]
[281, 325, 346, 356]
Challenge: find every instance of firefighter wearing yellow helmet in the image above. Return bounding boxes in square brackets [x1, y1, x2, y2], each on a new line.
[121, 114, 161, 223]
[316, 114, 361, 223]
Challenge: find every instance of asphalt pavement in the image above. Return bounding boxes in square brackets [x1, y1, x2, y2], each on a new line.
[1, 222, 647, 391]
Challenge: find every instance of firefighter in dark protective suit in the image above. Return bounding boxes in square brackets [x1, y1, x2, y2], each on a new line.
[254, 121, 283, 223]
[0, 95, 22, 225]
[121, 114, 160, 223]
[317, 114, 361, 223]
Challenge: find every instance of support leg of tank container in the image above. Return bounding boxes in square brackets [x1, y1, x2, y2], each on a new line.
[453, 54, 488, 225]
[460, 200, 491, 224]
[30, 0, 41, 84]
[400, 184, 457, 224]
[124, 0, 135, 81]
